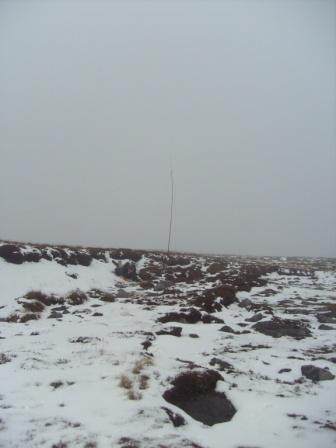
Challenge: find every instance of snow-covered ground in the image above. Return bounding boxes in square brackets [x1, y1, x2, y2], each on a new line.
[0, 243, 335, 448]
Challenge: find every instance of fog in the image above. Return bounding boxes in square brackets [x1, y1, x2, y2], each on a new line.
[1, 0, 335, 257]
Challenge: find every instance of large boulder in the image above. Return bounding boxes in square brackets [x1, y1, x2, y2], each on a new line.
[253, 317, 311, 339]
[301, 365, 335, 382]
[163, 369, 236, 426]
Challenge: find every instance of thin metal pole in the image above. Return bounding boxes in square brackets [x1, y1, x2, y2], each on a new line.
[167, 163, 174, 257]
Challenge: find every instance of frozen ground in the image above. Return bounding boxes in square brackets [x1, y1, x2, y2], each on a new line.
[0, 242, 335, 448]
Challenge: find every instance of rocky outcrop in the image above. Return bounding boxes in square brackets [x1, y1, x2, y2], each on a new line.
[163, 369, 236, 426]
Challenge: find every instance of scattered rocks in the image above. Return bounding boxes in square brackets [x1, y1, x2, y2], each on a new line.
[158, 308, 224, 325]
[69, 337, 101, 344]
[163, 369, 236, 426]
[253, 317, 312, 339]
[301, 365, 335, 382]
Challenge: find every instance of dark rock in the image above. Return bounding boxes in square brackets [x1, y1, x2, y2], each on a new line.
[115, 261, 137, 281]
[219, 325, 237, 334]
[158, 308, 202, 324]
[253, 317, 312, 339]
[93, 312, 103, 317]
[245, 313, 264, 323]
[163, 369, 236, 426]
[193, 285, 236, 313]
[156, 327, 182, 337]
[20, 313, 39, 323]
[209, 358, 234, 371]
[76, 252, 92, 266]
[161, 406, 186, 427]
[48, 312, 63, 319]
[317, 312, 336, 324]
[50, 381, 63, 389]
[24, 251, 42, 263]
[301, 365, 335, 382]
[238, 298, 253, 310]
[141, 340, 152, 350]
[278, 368, 292, 374]
[201, 314, 224, 324]
[139, 281, 154, 289]
[189, 333, 199, 338]
[318, 324, 334, 330]
[0, 244, 24, 264]
[110, 249, 143, 262]
[207, 262, 227, 274]
[158, 308, 223, 325]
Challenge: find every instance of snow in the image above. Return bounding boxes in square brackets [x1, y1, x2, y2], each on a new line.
[0, 251, 335, 448]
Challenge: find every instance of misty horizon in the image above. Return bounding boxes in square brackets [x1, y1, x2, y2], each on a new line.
[1, 0, 335, 258]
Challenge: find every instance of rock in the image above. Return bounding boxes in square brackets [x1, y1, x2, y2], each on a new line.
[209, 358, 234, 371]
[193, 285, 236, 313]
[189, 333, 199, 338]
[318, 324, 334, 330]
[201, 314, 224, 324]
[158, 308, 202, 324]
[161, 406, 186, 427]
[156, 327, 182, 337]
[48, 312, 63, 319]
[219, 325, 238, 334]
[163, 369, 236, 426]
[301, 365, 335, 382]
[245, 313, 264, 322]
[238, 298, 253, 310]
[93, 312, 103, 317]
[317, 312, 336, 324]
[0, 244, 24, 264]
[141, 340, 152, 350]
[139, 281, 154, 289]
[278, 368, 292, 374]
[20, 313, 39, 323]
[207, 262, 227, 274]
[253, 317, 312, 339]
[115, 261, 137, 281]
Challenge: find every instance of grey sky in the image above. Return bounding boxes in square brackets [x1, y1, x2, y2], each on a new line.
[1, 0, 335, 257]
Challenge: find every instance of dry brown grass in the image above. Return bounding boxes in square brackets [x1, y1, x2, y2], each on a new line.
[119, 375, 133, 390]
[132, 356, 153, 375]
